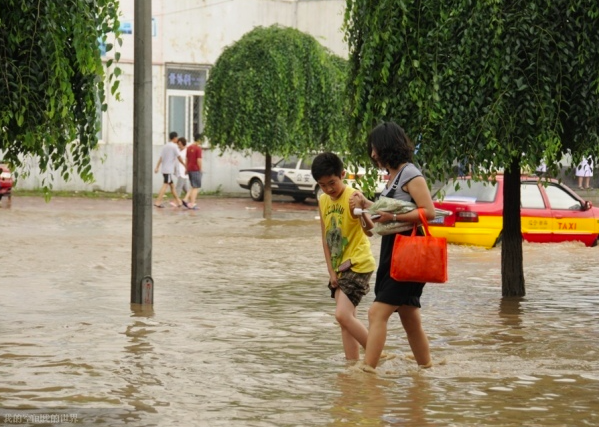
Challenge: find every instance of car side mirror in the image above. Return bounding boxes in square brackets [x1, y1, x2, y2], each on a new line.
[584, 200, 593, 211]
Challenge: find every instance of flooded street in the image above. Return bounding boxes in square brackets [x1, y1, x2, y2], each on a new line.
[1, 196, 598, 426]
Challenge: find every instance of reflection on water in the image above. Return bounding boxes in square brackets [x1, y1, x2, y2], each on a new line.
[1, 198, 598, 426]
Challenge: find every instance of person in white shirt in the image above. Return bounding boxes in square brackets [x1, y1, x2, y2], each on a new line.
[576, 156, 594, 190]
[175, 137, 190, 201]
[154, 131, 186, 207]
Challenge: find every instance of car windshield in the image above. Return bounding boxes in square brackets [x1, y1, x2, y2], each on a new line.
[436, 179, 498, 203]
[275, 156, 299, 169]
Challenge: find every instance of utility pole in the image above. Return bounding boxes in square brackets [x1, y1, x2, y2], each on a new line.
[131, 0, 153, 304]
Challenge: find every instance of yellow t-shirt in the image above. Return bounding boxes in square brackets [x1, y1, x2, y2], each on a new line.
[319, 187, 376, 273]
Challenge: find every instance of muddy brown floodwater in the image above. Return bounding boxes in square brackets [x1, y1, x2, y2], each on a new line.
[1, 196, 598, 426]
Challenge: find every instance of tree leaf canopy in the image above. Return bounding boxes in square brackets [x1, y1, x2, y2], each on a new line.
[204, 25, 349, 159]
[0, 0, 121, 187]
[345, 0, 599, 181]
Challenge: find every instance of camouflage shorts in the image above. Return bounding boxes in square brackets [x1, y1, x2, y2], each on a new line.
[328, 270, 372, 307]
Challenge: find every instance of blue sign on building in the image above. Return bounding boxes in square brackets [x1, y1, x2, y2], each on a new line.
[166, 68, 207, 91]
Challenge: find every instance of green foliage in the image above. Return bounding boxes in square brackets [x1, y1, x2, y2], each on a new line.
[0, 0, 121, 187]
[344, 0, 599, 182]
[204, 25, 349, 159]
[345, 0, 599, 296]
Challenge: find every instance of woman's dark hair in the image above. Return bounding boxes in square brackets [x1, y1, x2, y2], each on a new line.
[178, 137, 187, 147]
[367, 121, 414, 169]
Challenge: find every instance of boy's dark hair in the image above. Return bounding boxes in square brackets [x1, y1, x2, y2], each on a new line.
[178, 137, 187, 147]
[311, 152, 344, 180]
[194, 133, 203, 141]
[169, 131, 178, 140]
[367, 121, 414, 169]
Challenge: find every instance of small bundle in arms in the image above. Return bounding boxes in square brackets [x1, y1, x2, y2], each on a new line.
[367, 196, 452, 235]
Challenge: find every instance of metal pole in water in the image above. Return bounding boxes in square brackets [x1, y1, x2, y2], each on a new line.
[131, 0, 153, 304]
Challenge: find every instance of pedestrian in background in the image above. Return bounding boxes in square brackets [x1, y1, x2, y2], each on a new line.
[175, 137, 190, 202]
[576, 156, 594, 190]
[182, 133, 203, 210]
[154, 131, 186, 208]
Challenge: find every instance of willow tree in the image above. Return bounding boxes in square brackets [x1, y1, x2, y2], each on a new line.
[0, 0, 121, 189]
[204, 25, 349, 219]
[345, 0, 599, 297]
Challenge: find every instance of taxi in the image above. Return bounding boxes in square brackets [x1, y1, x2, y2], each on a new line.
[0, 162, 12, 202]
[428, 175, 599, 248]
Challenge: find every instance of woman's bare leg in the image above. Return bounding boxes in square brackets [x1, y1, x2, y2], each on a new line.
[363, 302, 397, 368]
[398, 306, 431, 366]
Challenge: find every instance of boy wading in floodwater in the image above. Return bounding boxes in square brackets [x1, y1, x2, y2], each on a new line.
[312, 152, 377, 361]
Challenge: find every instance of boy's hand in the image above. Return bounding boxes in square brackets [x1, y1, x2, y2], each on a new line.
[349, 192, 364, 211]
[329, 273, 339, 289]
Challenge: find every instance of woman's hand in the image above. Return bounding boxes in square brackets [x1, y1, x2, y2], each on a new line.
[371, 211, 398, 223]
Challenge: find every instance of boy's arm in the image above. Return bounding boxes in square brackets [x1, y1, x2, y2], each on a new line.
[318, 201, 338, 288]
[154, 157, 162, 173]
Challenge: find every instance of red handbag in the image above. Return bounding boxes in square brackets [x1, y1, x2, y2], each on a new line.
[390, 208, 448, 283]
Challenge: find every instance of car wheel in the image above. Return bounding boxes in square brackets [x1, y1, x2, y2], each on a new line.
[293, 195, 307, 203]
[492, 232, 503, 248]
[250, 179, 264, 201]
[315, 186, 324, 201]
[592, 236, 598, 248]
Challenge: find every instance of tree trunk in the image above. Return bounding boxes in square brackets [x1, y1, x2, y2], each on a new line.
[501, 156, 525, 297]
[264, 152, 273, 219]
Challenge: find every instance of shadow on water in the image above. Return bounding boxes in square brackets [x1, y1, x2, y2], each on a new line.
[1, 197, 598, 426]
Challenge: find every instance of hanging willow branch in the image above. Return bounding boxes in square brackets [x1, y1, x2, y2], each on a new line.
[0, 0, 122, 187]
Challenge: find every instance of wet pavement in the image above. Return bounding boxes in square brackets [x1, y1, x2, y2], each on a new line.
[1, 195, 598, 426]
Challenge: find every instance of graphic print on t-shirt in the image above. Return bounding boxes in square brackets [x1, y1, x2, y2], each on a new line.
[326, 212, 348, 271]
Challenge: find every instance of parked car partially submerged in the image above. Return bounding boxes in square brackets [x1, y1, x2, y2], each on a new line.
[237, 155, 388, 202]
[0, 162, 13, 201]
[428, 175, 599, 248]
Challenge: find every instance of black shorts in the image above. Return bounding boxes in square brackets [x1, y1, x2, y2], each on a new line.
[162, 174, 174, 184]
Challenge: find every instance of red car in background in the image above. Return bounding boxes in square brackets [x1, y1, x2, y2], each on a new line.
[428, 175, 599, 248]
[0, 163, 13, 202]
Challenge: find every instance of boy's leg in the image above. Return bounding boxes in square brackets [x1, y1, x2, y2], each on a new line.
[175, 178, 185, 199]
[187, 172, 200, 207]
[398, 306, 431, 367]
[189, 187, 199, 207]
[169, 182, 182, 205]
[334, 289, 368, 359]
[182, 180, 191, 203]
[184, 180, 191, 197]
[155, 183, 168, 205]
[363, 301, 397, 368]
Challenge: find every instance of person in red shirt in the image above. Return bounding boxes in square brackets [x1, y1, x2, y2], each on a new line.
[182, 133, 203, 210]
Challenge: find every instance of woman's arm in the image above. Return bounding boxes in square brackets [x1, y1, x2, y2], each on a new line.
[397, 176, 436, 222]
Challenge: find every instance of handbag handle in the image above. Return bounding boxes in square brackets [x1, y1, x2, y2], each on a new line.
[411, 208, 430, 236]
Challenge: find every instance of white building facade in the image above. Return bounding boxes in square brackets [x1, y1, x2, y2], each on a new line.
[17, 0, 348, 194]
